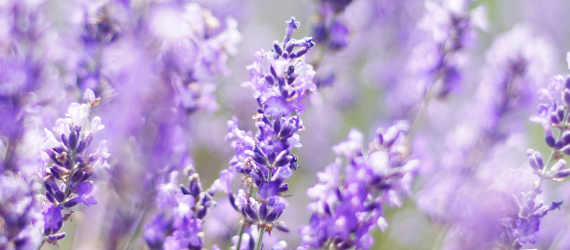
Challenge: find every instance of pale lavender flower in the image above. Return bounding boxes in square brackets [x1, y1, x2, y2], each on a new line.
[0, 173, 42, 249]
[388, 0, 486, 118]
[144, 166, 215, 250]
[299, 123, 418, 250]
[37, 89, 109, 247]
[416, 25, 556, 249]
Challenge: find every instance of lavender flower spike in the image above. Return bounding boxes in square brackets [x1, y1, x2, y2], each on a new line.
[493, 55, 570, 249]
[37, 89, 109, 249]
[299, 122, 418, 250]
[144, 166, 215, 250]
[211, 17, 316, 250]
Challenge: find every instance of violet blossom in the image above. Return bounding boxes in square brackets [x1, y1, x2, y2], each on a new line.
[209, 17, 316, 250]
[36, 89, 110, 248]
[298, 123, 418, 250]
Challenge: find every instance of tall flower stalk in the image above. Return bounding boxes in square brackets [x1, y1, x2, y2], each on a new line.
[209, 17, 316, 250]
[37, 89, 110, 249]
[508, 68, 570, 249]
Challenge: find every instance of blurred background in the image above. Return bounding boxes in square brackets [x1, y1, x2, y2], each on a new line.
[9, 0, 570, 249]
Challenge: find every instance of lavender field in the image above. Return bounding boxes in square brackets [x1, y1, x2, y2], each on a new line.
[2, 0, 570, 249]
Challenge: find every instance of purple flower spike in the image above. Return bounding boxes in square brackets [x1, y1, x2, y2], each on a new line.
[300, 124, 417, 249]
[38, 89, 110, 246]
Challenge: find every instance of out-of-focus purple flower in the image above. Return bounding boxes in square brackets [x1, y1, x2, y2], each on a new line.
[387, 0, 486, 118]
[299, 122, 418, 250]
[144, 166, 215, 249]
[486, 54, 570, 248]
[310, 0, 353, 54]
[328, 21, 350, 51]
[0, 0, 65, 175]
[415, 25, 556, 249]
[0, 173, 42, 249]
[144, 215, 172, 250]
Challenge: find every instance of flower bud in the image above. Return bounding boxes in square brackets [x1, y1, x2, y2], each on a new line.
[553, 169, 570, 179]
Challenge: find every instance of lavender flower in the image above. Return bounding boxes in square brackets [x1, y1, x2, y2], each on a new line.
[0, 173, 42, 249]
[144, 166, 216, 250]
[81, 2, 241, 246]
[498, 60, 570, 247]
[311, 2, 351, 52]
[308, 0, 355, 88]
[411, 0, 486, 97]
[37, 89, 109, 248]
[415, 25, 556, 249]
[388, 0, 486, 118]
[209, 17, 315, 250]
[299, 123, 418, 250]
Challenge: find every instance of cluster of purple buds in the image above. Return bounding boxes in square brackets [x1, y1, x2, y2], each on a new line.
[493, 148, 565, 248]
[311, 0, 351, 52]
[299, 122, 418, 250]
[39, 89, 109, 247]
[144, 167, 215, 250]
[492, 68, 570, 248]
[244, 17, 316, 117]
[221, 100, 304, 236]
[531, 73, 570, 151]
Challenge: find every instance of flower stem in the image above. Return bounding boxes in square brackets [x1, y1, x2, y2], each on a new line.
[35, 238, 45, 250]
[234, 223, 246, 250]
[254, 227, 266, 250]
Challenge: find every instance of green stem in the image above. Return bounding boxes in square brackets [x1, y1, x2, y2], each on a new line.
[234, 223, 246, 250]
[254, 227, 266, 250]
[34, 238, 45, 250]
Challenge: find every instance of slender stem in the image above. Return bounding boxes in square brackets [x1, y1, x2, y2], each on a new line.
[533, 136, 559, 196]
[254, 227, 266, 250]
[405, 78, 436, 154]
[35, 238, 45, 250]
[234, 223, 246, 250]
